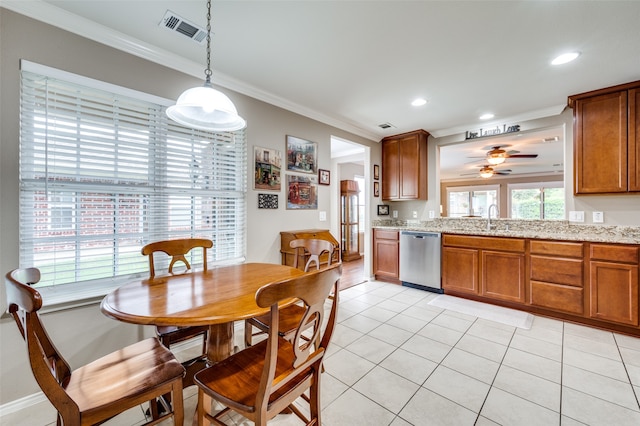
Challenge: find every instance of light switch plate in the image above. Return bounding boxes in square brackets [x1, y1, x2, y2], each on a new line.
[568, 210, 585, 222]
[593, 211, 604, 223]
[319, 211, 327, 221]
[429, 210, 435, 219]
[392, 210, 398, 218]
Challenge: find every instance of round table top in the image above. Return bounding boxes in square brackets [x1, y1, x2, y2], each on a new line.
[100, 263, 304, 327]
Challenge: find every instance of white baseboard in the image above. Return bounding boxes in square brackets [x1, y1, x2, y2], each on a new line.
[0, 391, 48, 417]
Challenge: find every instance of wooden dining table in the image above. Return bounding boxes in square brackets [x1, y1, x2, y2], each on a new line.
[100, 262, 305, 386]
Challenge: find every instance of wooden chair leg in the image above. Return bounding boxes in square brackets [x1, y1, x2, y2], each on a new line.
[244, 321, 253, 347]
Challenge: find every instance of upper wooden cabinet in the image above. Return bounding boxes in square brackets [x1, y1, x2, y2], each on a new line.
[569, 81, 640, 194]
[381, 130, 429, 201]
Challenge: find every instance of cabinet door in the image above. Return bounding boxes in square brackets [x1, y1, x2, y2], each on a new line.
[629, 88, 640, 191]
[574, 91, 628, 194]
[481, 250, 525, 303]
[381, 139, 399, 200]
[442, 246, 479, 294]
[589, 261, 639, 326]
[398, 134, 421, 199]
[373, 231, 399, 283]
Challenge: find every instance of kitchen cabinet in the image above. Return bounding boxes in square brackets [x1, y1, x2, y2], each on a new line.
[569, 80, 640, 194]
[373, 229, 400, 284]
[381, 129, 429, 201]
[340, 180, 361, 262]
[280, 229, 340, 270]
[529, 240, 584, 315]
[442, 235, 525, 303]
[589, 244, 639, 326]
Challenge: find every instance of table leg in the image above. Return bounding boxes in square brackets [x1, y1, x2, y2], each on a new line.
[206, 322, 234, 363]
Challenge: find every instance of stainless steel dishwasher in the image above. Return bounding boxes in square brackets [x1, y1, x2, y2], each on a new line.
[399, 231, 443, 293]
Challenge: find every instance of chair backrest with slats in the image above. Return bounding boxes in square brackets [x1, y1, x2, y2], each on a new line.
[290, 238, 335, 271]
[141, 238, 213, 278]
[5, 268, 76, 413]
[254, 263, 341, 408]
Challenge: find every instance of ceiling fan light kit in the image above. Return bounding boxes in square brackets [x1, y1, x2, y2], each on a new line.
[166, 0, 246, 132]
[479, 166, 494, 178]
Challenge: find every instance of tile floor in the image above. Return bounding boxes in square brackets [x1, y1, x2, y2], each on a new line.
[4, 280, 640, 425]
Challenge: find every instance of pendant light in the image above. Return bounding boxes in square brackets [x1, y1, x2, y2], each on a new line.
[166, 0, 246, 132]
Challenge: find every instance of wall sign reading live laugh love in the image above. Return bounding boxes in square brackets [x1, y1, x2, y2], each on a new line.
[465, 124, 520, 140]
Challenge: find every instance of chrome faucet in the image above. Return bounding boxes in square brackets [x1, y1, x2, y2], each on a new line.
[487, 204, 499, 231]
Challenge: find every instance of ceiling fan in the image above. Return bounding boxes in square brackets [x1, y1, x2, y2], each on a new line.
[484, 145, 538, 165]
[462, 165, 512, 178]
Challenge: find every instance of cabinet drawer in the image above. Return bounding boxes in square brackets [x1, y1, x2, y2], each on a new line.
[443, 234, 525, 252]
[590, 244, 639, 264]
[530, 281, 584, 315]
[374, 230, 399, 241]
[530, 255, 583, 287]
[530, 240, 584, 258]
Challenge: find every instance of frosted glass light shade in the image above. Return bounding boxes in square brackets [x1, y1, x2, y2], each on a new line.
[166, 83, 246, 132]
[479, 166, 494, 178]
[486, 155, 506, 165]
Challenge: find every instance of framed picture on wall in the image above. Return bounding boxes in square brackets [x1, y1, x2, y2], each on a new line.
[374, 181, 380, 197]
[286, 174, 318, 209]
[286, 135, 317, 174]
[373, 164, 380, 180]
[254, 146, 282, 191]
[377, 204, 389, 215]
[318, 169, 330, 185]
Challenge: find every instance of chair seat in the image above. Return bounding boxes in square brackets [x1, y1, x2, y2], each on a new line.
[248, 304, 306, 338]
[64, 338, 185, 417]
[194, 338, 315, 412]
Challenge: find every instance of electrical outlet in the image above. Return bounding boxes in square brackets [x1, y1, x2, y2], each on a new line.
[429, 210, 435, 219]
[593, 211, 604, 223]
[412, 211, 418, 218]
[392, 210, 398, 219]
[568, 211, 585, 222]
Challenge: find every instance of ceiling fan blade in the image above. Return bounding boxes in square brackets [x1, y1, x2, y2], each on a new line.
[507, 154, 538, 158]
[495, 171, 511, 175]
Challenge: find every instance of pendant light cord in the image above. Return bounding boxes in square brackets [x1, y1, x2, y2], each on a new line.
[205, 0, 212, 84]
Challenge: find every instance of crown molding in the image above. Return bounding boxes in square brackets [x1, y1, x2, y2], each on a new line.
[1, 0, 379, 142]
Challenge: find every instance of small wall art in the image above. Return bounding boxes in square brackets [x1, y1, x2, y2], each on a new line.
[254, 146, 282, 191]
[286, 174, 318, 209]
[377, 204, 389, 215]
[318, 169, 330, 185]
[373, 164, 380, 180]
[286, 135, 317, 174]
[258, 193, 278, 209]
[374, 181, 380, 197]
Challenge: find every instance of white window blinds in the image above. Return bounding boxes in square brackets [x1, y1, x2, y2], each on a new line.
[19, 63, 247, 289]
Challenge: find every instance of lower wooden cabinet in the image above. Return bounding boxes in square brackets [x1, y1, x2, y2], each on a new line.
[373, 229, 400, 284]
[441, 234, 640, 335]
[589, 244, 639, 326]
[442, 235, 525, 303]
[442, 246, 478, 294]
[529, 240, 584, 315]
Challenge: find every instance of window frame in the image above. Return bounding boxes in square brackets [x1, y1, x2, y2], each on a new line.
[19, 61, 247, 307]
[446, 184, 499, 218]
[507, 181, 565, 220]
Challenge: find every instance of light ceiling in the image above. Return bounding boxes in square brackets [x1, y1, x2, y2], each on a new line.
[4, 1, 638, 179]
[8, 0, 640, 140]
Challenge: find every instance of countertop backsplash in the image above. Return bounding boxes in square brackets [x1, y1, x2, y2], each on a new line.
[372, 218, 640, 245]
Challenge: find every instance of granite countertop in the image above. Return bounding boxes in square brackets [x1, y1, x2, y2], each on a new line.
[372, 218, 640, 245]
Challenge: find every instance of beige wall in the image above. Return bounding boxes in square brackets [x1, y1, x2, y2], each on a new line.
[0, 9, 379, 405]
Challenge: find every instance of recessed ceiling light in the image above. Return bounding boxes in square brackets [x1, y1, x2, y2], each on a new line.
[479, 113, 494, 120]
[551, 52, 580, 65]
[411, 98, 427, 107]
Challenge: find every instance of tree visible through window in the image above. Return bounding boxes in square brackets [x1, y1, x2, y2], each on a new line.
[509, 183, 564, 219]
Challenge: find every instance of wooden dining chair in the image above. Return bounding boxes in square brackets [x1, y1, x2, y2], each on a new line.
[142, 238, 213, 357]
[5, 267, 185, 426]
[194, 263, 341, 426]
[244, 238, 336, 347]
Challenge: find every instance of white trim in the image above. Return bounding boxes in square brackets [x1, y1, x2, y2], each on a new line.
[21, 60, 174, 106]
[3, 0, 380, 142]
[0, 391, 48, 417]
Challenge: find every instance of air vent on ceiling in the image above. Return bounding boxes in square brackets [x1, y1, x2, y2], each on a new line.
[378, 122, 395, 129]
[160, 10, 207, 44]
